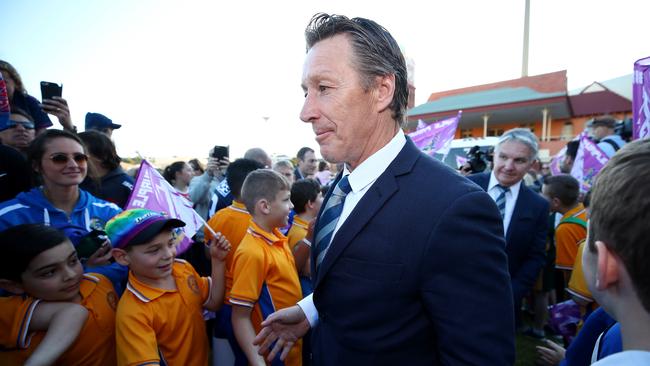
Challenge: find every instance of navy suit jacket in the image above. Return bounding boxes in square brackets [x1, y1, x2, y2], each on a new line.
[467, 172, 548, 302]
[310, 139, 515, 365]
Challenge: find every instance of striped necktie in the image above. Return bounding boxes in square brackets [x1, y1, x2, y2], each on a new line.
[314, 175, 352, 269]
[495, 184, 510, 219]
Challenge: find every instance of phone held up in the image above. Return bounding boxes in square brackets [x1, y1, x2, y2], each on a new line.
[40, 81, 63, 101]
[212, 145, 229, 161]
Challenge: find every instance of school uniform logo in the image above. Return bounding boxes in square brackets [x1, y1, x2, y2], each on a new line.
[187, 275, 199, 294]
[107, 291, 118, 311]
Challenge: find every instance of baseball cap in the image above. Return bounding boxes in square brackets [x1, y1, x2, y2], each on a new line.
[105, 209, 185, 249]
[587, 116, 616, 129]
[85, 112, 122, 131]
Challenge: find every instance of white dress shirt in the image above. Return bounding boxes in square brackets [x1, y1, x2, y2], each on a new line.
[298, 130, 407, 327]
[487, 171, 522, 236]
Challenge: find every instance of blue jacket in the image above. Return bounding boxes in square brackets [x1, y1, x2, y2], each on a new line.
[0, 187, 122, 231]
[0, 187, 127, 293]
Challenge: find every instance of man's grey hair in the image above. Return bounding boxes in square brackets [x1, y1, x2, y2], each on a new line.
[496, 128, 539, 161]
[273, 159, 294, 170]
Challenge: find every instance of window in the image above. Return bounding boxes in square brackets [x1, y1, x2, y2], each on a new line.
[486, 128, 504, 137]
[460, 129, 473, 138]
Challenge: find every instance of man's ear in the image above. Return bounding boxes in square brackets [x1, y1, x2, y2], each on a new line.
[595, 241, 619, 291]
[112, 248, 130, 266]
[373, 74, 396, 114]
[0, 279, 26, 295]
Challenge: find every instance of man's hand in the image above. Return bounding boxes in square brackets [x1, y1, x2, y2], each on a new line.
[535, 339, 565, 366]
[254, 305, 310, 361]
[208, 233, 231, 262]
[41, 97, 73, 130]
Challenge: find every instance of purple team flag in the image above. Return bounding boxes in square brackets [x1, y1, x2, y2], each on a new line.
[126, 160, 204, 254]
[570, 133, 609, 193]
[633, 56, 650, 140]
[408, 111, 461, 157]
[549, 146, 566, 176]
[0, 74, 9, 125]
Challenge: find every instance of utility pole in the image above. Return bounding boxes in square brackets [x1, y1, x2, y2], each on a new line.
[522, 0, 530, 77]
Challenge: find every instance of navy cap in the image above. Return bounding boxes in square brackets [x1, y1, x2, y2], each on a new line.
[85, 112, 122, 131]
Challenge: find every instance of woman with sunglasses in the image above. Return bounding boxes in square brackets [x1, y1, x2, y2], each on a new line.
[0, 130, 122, 266]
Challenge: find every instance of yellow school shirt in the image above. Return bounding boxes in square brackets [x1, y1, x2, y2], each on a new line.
[555, 204, 588, 270]
[204, 200, 251, 300]
[0, 273, 117, 366]
[115, 259, 211, 366]
[229, 221, 303, 366]
[287, 215, 309, 252]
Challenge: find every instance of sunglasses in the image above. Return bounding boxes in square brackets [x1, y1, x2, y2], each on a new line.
[6, 120, 35, 130]
[48, 153, 88, 165]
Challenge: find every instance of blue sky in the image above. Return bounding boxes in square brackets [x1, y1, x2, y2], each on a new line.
[2, 0, 648, 159]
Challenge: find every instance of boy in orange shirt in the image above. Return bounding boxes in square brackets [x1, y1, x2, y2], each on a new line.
[287, 178, 323, 297]
[542, 174, 587, 283]
[230, 170, 303, 366]
[108, 208, 230, 366]
[0, 224, 117, 366]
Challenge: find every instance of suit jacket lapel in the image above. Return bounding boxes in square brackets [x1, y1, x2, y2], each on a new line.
[314, 139, 419, 287]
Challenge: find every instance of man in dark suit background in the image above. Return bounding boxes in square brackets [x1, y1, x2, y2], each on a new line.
[254, 13, 515, 365]
[294, 147, 318, 181]
[467, 128, 548, 328]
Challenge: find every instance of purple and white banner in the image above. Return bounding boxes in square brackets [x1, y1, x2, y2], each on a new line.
[570, 133, 609, 193]
[549, 146, 566, 176]
[0, 74, 9, 125]
[408, 111, 461, 157]
[633, 56, 650, 140]
[126, 160, 204, 254]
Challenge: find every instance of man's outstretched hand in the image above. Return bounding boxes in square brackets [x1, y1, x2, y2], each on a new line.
[253, 305, 311, 361]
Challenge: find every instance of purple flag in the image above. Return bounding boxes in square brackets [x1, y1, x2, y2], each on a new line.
[0, 74, 9, 125]
[408, 111, 461, 157]
[416, 119, 428, 130]
[570, 134, 609, 193]
[126, 160, 204, 254]
[633, 56, 650, 140]
[549, 146, 566, 176]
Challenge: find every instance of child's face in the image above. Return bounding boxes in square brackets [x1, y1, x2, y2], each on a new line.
[20, 240, 84, 302]
[125, 230, 177, 283]
[268, 189, 293, 228]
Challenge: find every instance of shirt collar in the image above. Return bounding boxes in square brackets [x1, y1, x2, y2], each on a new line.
[488, 171, 522, 196]
[292, 216, 309, 228]
[126, 263, 183, 303]
[562, 203, 586, 220]
[230, 200, 249, 213]
[345, 130, 406, 193]
[79, 273, 100, 300]
[248, 220, 287, 246]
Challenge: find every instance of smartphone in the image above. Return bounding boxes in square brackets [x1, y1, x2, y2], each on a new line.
[76, 230, 108, 260]
[211, 145, 229, 160]
[40, 81, 63, 101]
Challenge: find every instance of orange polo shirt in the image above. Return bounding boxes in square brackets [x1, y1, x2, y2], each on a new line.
[0, 273, 117, 366]
[286, 215, 309, 252]
[115, 259, 211, 366]
[204, 200, 251, 300]
[229, 221, 303, 366]
[567, 240, 594, 304]
[555, 204, 588, 270]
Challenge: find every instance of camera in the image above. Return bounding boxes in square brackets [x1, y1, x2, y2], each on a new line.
[462, 145, 491, 174]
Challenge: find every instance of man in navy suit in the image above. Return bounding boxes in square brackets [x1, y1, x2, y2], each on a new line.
[467, 128, 549, 328]
[254, 13, 515, 365]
